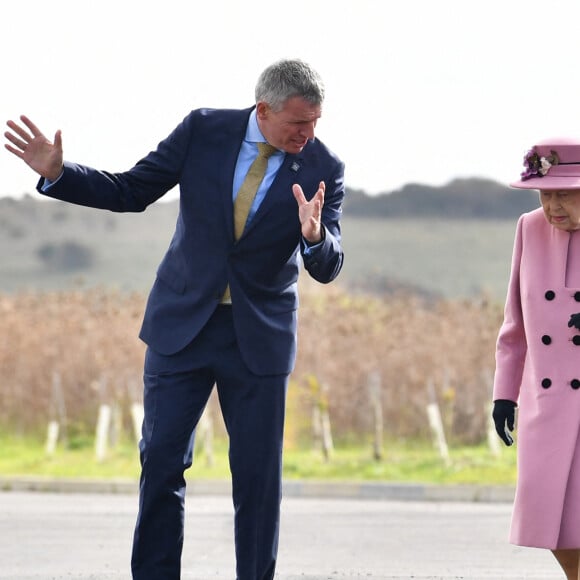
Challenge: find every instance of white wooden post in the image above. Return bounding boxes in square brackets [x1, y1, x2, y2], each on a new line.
[45, 420, 60, 456]
[368, 371, 384, 461]
[308, 375, 333, 461]
[51, 371, 68, 445]
[426, 381, 451, 466]
[130, 402, 144, 444]
[312, 404, 322, 448]
[318, 381, 333, 461]
[487, 402, 501, 457]
[197, 408, 215, 467]
[320, 404, 334, 459]
[483, 368, 501, 456]
[95, 404, 112, 461]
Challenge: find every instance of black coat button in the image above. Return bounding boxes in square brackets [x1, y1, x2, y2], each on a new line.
[545, 290, 556, 300]
[542, 335, 552, 345]
[573, 336, 580, 346]
[575, 292, 580, 302]
[541, 378, 552, 389]
[572, 379, 580, 390]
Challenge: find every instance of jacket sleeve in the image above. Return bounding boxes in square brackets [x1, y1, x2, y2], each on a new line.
[493, 213, 527, 403]
[36, 113, 196, 212]
[300, 160, 345, 283]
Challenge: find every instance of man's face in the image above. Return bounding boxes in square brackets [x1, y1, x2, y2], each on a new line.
[256, 96, 321, 154]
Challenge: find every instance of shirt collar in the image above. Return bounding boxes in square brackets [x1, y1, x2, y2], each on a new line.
[246, 109, 266, 144]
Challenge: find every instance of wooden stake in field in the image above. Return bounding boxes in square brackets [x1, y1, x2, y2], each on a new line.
[95, 404, 112, 462]
[130, 402, 144, 444]
[486, 403, 502, 457]
[483, 369, 501, 456]
[308, 375, 333, 462]
[368, 371, 384, 461]
[197, 407, 215, 467]
[426, 380, 451, 467]
[45, 371, 68, 455]
[45, 420, 59, 456]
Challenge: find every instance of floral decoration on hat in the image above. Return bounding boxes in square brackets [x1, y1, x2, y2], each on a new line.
[521, 148, 560, 180]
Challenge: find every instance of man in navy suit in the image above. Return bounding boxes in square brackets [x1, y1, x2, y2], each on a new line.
[4, 58, 345, 580]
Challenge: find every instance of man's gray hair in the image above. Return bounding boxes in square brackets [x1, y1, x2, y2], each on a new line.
[255, 59, 325, 111]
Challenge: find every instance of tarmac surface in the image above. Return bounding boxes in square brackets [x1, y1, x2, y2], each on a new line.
[0, 479, 564, 580]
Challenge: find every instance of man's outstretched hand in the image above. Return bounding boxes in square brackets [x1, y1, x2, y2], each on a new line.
[4, 115, 64, 181]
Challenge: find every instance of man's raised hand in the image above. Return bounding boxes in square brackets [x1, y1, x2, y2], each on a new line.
[292, 181, 325, 244]
[4, 115, 64, 181]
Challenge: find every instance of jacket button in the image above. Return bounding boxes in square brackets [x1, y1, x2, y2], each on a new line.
[541, 335, 552, 345]
[575, 292, 580, 302]
[572, 379, 580, 390]
[545, 290, 556, 300]
[541, 378, 552, 389]
[573, 336, 580, 346]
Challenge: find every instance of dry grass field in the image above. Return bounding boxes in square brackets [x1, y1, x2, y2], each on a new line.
[0, 282, 504, 447]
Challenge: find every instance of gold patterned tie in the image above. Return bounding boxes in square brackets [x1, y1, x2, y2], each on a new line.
[221, 142, 278, 304]
[233, 142, 278, 240]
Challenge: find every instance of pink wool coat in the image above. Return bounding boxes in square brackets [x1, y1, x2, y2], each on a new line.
[494, 207, 580, 549]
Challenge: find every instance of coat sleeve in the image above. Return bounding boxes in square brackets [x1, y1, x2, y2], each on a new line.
[36, 112, 196, 212]
[300, 160, 345, 284]
[493, 213, 527, 403]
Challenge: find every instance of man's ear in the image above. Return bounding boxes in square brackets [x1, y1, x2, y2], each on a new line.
[255, 101, 269, 120]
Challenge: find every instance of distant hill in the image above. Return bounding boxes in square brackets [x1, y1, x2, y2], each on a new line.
[0, 177, 540, 299]
[343, 178, 539, 219]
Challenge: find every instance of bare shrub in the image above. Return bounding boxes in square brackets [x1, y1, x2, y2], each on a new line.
[0, 288, 145, 436]
[0, 283, 504, 445]
[36, 241, 96, 271]
[294, 281, 503, 445]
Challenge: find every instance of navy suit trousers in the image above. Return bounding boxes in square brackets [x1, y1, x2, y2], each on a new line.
[131, 305, 288, 580]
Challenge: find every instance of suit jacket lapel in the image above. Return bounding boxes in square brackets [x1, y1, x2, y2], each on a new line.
[242, 153, 305, 237]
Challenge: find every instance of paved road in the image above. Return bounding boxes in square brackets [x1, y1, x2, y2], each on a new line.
[0, 490, 563, 580]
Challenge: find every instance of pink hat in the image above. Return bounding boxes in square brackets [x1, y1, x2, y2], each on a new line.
[511, 137, 580, 190]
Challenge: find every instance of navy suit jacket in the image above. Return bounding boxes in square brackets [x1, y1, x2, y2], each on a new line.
[37, 107, 345, 375]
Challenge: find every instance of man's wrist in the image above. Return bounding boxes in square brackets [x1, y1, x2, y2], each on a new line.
[45, 166, 65, 183]
[303, 227, 325, 246]
[41, 167, 65, 191]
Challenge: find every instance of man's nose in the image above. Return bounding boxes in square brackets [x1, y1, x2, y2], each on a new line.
[301, 123, 316, 140]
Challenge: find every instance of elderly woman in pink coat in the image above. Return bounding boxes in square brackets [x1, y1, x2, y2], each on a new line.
[493, 137, 580, 579]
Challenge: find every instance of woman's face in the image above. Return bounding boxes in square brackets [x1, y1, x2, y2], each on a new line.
[540, 189, 580, 231]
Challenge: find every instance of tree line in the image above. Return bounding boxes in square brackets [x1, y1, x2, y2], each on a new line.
[343, 178, 539, 219]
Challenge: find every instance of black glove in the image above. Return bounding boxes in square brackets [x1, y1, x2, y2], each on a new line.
[492, 399, 516, 446]
[568, 313, 580, 330]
